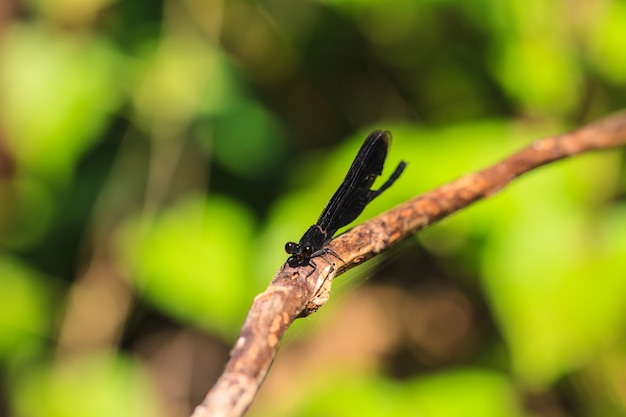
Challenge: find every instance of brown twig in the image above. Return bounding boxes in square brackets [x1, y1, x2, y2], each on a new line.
[191, 111, 626, 417]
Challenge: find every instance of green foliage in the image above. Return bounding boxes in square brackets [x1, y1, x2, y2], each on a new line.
[0, 25, 123, 182]
[1, 0, 625, 415]
[0, 257, 53, 361]
[254, 369, 524, 417]
[116, 194, 257, 338]
[586, 1, 626, 83]
[481, 155, 626, 385]
[12, 353, 162, 417]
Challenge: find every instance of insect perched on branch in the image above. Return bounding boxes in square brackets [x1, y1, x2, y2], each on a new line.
[285, 130, 407, 272]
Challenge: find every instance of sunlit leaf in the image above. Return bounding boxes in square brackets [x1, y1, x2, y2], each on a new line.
[12, 353, 162, 417]
[116, 194, 257, 337]
[0, 24, 123, 182]
[0, 257, 54, 362]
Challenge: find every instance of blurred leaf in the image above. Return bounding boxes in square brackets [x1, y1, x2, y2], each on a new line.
[28, 0, 118, 25]
[0, 24, 123, 182]
[585, 1, 626, 83]
[0, 177, 55, 249]
[402, 369, 525, 417]
[132, 34, 242, 134]
[481, 153, 626, 385]
[286, 369, 524, 417]
[489, 0, 581, 115]
[0, 257, 54, 363]
[116, 194, 257, 337]
[321, 0, 422, 43]
[12, 352, 162, 417]
[495, 36, 580, 114]
[200, 98, 285, 180]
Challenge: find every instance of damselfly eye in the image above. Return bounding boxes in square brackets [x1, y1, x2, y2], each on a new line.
[302, 245, 313, 258]
[285, 242, 298, 255]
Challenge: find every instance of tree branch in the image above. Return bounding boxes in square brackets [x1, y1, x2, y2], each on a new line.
[191, 111, 626, 417]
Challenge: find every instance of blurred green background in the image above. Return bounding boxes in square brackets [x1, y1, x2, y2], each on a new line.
[1, 0, 626, 416]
